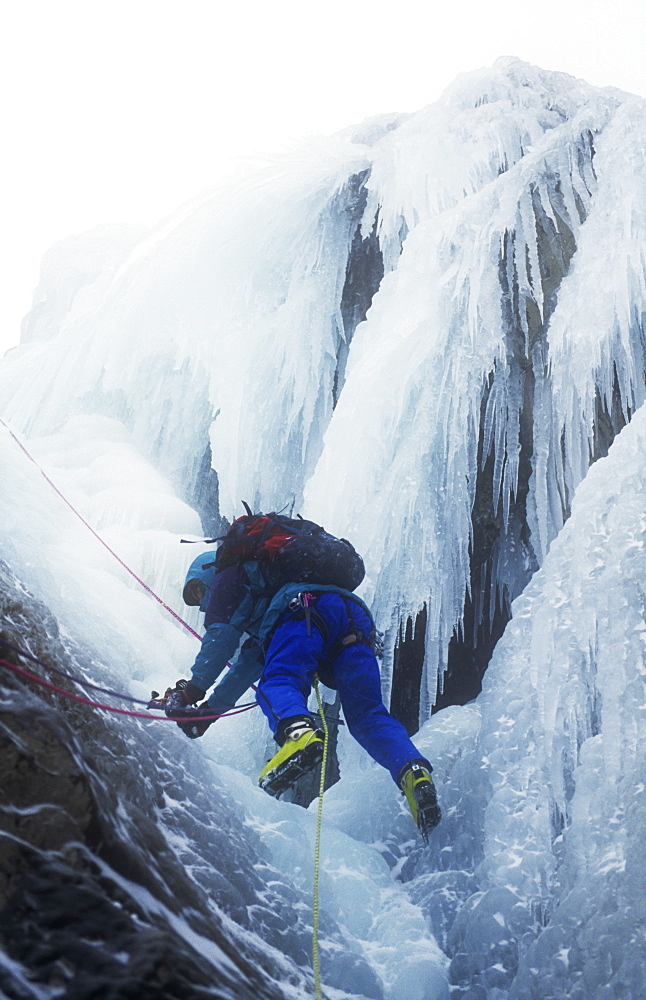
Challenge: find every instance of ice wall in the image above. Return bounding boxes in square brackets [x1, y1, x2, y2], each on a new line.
[1, 56, 646, 999]
[0, 140, 372, 521]
[530, 98, 646, 561]
[306, 63, 646, 707]
[2, 58, 645, 716]
[401, 400, 646, 998]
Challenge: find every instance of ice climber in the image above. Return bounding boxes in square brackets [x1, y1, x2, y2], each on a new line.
[166, 511, 441, 840]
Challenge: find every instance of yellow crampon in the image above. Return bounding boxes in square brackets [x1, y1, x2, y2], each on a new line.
[258, 727, 324, 792]
[399, 762, 441, 842]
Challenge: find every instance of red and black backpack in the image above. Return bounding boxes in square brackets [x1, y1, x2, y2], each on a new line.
[212, 503, 365, 593]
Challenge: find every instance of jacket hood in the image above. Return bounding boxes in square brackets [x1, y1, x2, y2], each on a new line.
[182, 550, 218, 607]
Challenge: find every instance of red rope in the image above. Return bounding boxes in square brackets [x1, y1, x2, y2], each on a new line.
[0, 657, 253, 721]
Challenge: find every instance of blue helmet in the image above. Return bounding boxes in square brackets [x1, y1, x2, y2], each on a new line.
[182, 551, 218, 607]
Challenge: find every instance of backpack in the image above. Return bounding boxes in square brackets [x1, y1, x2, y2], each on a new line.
[212, 504, 365, 592]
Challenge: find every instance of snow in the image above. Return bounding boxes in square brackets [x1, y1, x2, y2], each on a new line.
[20, 224, 149, 346]
[1, 56, 646, 999]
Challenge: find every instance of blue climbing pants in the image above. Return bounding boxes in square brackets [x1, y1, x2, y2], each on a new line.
[257, 593, 428, 784]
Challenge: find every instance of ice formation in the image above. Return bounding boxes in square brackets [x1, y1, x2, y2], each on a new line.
[2, 60, 644, 713]
[1, 57, 645, 999]
[406, 400, 646, 998]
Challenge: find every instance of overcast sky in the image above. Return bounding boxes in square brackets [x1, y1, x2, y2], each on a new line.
[2, 0, 645, 357]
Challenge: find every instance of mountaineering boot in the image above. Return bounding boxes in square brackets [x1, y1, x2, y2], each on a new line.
[259, 715, 324, 797]
[398, 760, 441, 842]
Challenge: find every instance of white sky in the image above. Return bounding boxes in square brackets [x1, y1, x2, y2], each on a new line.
[2, 0, 645, 357]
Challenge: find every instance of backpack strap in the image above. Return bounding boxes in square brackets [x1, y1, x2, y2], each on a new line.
[254, 514, 281, 554]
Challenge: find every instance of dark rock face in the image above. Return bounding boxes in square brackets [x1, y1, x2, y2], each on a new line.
[336, 172, 384, 407]
[0, 560, 378, 1000]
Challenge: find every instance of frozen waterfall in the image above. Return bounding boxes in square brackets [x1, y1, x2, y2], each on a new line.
[1, 56, 645, 1000]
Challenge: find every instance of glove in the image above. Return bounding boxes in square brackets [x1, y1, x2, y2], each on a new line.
[176, 702, 218, 740]
[164, 679, 206, 716]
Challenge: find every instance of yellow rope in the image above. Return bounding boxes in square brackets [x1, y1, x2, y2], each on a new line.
[312, 676, 330, 1000]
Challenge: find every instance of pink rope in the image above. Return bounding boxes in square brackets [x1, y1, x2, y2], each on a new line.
[1, 638, 150, 703]
[0, 657, 253, 721]
[0, 417, 260, 709]
[0, 416, 202, 641]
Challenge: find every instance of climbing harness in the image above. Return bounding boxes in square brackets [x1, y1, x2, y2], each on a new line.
[312, 675, 330, 1000]
[287, 590, 332, 641]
